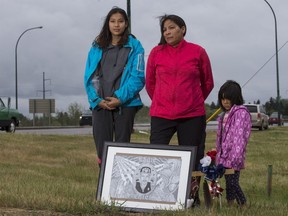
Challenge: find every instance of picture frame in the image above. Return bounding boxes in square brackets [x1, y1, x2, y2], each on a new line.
[96, 142, 197, 212]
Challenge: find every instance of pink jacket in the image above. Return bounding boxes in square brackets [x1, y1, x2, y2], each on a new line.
[216, 105, 252, 171]
[146, 40, 214, 120]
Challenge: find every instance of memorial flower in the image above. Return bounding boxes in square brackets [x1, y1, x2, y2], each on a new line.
[200, 149, 225, 198]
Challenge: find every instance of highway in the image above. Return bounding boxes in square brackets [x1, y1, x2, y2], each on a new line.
[8, 121, 287, 135]
[14, 122, 218, 135]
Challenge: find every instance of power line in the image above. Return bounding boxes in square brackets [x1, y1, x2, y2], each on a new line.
[242, 40, 288, 88]
[207, 40, 288, 122]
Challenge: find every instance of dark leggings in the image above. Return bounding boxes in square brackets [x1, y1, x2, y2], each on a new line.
[92, 107, 137, 162]
[150, 116, 206, 169]
[225, 171, 246, 205]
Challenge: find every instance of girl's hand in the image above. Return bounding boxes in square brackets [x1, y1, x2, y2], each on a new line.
[105, 97, 121, 109]
[98, 100, 114, 110]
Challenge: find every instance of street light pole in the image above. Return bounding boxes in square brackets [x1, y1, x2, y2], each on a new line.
[15, 26, 43, 109]
[263, 0, 281, 126]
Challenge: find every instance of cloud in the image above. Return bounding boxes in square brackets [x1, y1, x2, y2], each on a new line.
[1, 0, 287, 117]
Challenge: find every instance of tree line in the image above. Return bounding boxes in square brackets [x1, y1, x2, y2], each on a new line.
[19, 97, 288, 127]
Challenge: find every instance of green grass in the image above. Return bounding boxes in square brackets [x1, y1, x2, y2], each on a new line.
[0, 127, 288, 215]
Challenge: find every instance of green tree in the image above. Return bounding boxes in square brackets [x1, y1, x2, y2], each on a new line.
[67, 102, 84, 125]
[282, 99, 288, 116]
[210, 101, 217, 109]
[205, 103, 220, 121]
[54, 111, 70, 126]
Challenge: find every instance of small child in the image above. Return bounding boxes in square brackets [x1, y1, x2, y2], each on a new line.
[216, 80, 251, 207]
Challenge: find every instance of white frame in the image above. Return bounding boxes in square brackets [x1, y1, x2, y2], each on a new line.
[96, 142, 197, 212]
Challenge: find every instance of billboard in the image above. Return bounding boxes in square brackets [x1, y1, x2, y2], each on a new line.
[29, 99, 55, 114]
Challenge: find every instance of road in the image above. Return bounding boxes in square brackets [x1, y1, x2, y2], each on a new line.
[16, 126, 93, 135]
[13, 122, 218, 135]
[11, 121, 287, 135]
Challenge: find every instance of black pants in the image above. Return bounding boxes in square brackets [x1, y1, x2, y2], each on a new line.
[92, 107, 137, 162]
[150, 116, 206, 169]
[225, 171, 246, 205]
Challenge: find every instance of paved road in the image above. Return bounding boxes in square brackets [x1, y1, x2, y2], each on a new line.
[11, 121, 286, 135]
[14, 122, 218, 135]
[16, 127, 93, 135]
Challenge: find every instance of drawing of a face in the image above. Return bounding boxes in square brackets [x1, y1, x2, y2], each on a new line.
[134, 165, 156, 194]
[139, 167, 151, 184]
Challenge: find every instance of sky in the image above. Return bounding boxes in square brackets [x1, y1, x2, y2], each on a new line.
[1, 0, 288, 118]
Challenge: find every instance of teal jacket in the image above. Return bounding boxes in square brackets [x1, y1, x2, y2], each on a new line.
[84, 35, 145, 110]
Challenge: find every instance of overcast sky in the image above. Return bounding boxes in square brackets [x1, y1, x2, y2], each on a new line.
[1, 0, 288, 117]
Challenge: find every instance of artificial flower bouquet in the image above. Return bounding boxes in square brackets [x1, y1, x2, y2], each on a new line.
[199, 149, 225, 198]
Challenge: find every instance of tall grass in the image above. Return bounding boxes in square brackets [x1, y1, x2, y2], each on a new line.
[0, 127, 287, 215]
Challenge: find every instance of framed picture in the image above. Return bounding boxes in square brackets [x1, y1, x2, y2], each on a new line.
[96, 142, 197, 212]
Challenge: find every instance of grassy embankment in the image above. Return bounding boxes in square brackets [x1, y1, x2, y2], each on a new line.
[0, 127, 287, 215]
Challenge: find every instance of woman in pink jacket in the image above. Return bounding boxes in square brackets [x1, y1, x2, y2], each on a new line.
[145, 14, 214, 207]
[216, 80, 251, 207]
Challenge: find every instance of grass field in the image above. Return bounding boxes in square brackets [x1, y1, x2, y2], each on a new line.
[0, 127, 288, 215]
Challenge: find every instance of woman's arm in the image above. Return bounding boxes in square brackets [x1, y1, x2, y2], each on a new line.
[199, 49, 214, 100]
[145, 47, 157, 100]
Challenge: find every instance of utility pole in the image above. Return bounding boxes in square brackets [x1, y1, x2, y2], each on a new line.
[37, 72, 51, 99]
[37, 72, 51, 126]
[42, 72, 51, 99]
[127, 0, 131, 33]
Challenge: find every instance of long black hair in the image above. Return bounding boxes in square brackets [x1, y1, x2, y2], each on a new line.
[93, 7, 130, 48]
[158, 14, 186, 45]
[218, 80, 244, 110]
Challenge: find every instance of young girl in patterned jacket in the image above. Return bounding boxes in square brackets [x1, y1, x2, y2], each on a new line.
[216, 80, 252, 207]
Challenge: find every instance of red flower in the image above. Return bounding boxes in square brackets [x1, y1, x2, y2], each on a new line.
[206, 149, 217, 162]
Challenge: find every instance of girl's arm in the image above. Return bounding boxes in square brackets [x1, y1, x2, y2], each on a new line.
[230, 110, 252, 169]
[84, 48, 103, 109]
[114, 40, 145, 104]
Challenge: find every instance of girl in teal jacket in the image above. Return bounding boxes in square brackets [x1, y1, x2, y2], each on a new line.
[84, 7, 145, 165]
